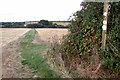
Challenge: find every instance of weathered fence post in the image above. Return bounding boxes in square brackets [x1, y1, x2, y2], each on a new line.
[102, 2, 109, 50]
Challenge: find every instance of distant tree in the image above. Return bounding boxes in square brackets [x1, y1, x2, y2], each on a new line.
[39, 20, 49, 25]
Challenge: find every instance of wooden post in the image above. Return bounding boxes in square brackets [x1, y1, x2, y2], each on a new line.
[92, 2, 109, 75]
[102, 2, 109, 50]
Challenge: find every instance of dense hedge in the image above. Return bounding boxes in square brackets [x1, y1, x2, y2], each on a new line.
[61, 2, 120, 76]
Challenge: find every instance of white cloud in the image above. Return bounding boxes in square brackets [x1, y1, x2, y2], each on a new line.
[0, 0, 83, 22]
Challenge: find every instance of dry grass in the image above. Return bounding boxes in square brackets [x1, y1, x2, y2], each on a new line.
[47, 35, 73, 78]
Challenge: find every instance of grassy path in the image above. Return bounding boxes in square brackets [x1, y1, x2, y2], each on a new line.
[19, 29, 59, 78]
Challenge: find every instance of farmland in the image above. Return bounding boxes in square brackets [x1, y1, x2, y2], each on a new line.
[0, 28, 31, 47]
[34, 28, 68, 44]
[0, 28, 31, 78]
[0, 2, 119, 79]
[1, 28, 68, 78]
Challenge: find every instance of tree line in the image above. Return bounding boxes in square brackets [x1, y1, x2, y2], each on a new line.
[0, 20, 69, 28]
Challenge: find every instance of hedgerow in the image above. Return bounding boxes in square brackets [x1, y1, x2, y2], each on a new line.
[61, 2, 120, 77]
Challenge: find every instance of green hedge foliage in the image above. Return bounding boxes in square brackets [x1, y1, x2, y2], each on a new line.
[61, 2, 120, 74]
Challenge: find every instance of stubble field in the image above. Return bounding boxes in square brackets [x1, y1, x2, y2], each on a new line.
[34, 28, 68, 44]
[0, 28, 31, 47]
[1, 28, 68, 78]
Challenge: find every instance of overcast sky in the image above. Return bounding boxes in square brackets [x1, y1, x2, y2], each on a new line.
[0, 0, 83, 22]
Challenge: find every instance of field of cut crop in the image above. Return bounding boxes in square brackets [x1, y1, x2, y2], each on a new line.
[0, 28, 31, 47]
[0, 28, 68, 47]
[1, 28, 68, 78]
[0, 28, 31, 78]
[35, 28, 68, 44]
